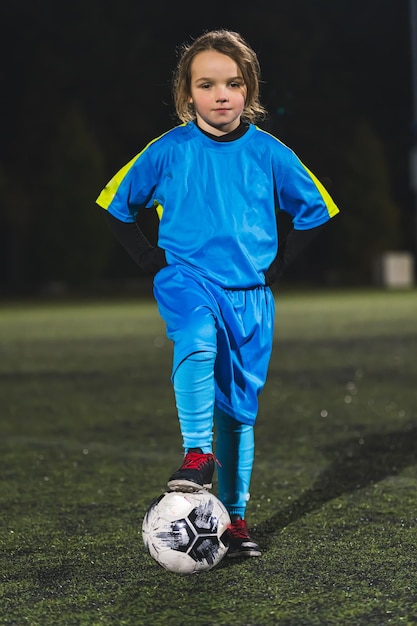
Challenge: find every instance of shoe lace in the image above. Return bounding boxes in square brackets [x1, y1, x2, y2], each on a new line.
[228, 519, 250, 539]
[181, 452, 217, 470]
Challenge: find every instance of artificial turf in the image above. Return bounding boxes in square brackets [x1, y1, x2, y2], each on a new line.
[1, 289, 416, 625]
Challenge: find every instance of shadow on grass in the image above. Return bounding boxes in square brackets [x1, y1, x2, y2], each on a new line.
[256, 424, 417, 541]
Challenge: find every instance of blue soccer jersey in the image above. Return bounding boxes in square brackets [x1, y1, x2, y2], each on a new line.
[96, 121, 339, 288]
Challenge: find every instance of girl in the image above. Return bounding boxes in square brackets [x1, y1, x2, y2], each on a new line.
[96, 29, 339, 558]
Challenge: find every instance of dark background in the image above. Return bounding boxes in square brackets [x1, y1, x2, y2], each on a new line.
[0, 0, 415, 294]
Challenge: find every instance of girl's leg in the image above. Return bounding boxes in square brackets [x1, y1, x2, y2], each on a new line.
[214, 406, 261, 557]
[167, 351, 217, 491]
[214, 406, 255, 519]
[172, 351, 216, 453]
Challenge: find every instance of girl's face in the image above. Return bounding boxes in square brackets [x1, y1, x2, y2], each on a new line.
[189, 50, 246, 135]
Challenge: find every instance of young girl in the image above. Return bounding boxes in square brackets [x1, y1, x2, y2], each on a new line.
[96, 29, 339, 558]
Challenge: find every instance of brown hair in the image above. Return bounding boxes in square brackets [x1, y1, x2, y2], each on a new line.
[172, 30, 267, 124]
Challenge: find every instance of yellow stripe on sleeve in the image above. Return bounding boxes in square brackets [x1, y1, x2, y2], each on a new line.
[96, 128, 181, 210]
[303, 165, 340, 218]
[96, 152, 143, 210]
[155, 202, 164, 220]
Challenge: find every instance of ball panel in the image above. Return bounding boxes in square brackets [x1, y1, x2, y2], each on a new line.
[189, 536, 223, 566]
[156, 547, 199, 574]
[153, 491, 195, 521]
[154, 518, 195, 553]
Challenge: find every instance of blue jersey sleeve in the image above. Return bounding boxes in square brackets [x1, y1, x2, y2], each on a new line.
[276, 151, 339, 230]
[96, 146, 158, 223]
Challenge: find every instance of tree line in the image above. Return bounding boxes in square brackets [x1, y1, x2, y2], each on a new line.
[0, 0, 413, 294]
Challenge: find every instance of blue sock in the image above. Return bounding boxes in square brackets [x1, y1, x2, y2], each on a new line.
[214, 407, 254, 519]
[173, 351, 216, 454]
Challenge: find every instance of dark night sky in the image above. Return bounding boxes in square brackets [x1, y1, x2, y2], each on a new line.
[2, 1, 412, 167]
[0, 0, 415, 289]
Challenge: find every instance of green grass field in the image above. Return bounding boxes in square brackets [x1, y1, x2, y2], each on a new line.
[1, 289, 417, 625]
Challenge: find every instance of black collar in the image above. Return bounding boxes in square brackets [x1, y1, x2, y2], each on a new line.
[197, 121, 250, 142]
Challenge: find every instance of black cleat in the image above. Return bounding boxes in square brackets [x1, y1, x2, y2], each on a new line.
[226, 518, 262, 558]
[167, 449, 216, 492]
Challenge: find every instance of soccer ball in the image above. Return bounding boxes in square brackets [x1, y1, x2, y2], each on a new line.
[142, 490, 231, 574]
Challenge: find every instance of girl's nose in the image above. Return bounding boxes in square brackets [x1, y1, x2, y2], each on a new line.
[215, 88, 228, 102]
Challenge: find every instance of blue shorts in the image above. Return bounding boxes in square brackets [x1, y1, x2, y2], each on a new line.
[153, 264, 275, 425]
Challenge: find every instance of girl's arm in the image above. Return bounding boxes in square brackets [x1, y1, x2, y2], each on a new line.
[104, 211, 167, 274]
[265, 223, 327, 285]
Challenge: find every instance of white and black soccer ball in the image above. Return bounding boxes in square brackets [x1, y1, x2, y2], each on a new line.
[142, 490, 231, 574]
